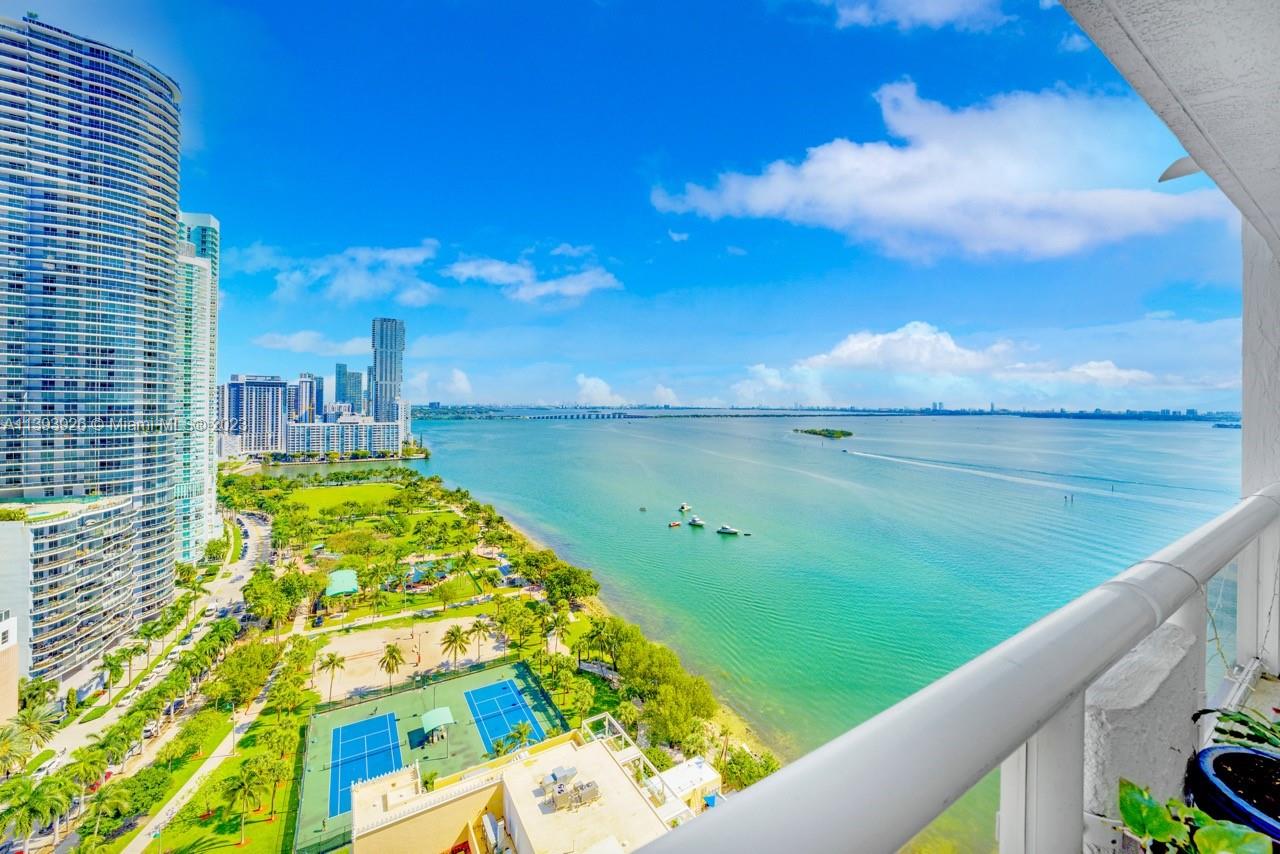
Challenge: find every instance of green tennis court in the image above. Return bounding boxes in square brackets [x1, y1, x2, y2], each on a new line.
[294, 660, 564, 854]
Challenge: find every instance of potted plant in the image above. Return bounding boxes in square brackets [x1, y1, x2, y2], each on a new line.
[1118, 778, 1270, 852]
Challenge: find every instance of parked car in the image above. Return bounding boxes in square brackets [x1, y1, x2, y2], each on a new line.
[312, 615, 324, 627]
[179, 633, 194, 645]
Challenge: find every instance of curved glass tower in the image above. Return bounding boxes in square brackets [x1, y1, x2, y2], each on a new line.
[0, 16, 182, 620]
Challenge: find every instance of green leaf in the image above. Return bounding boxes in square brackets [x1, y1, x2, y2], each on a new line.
[1118, 779, 1190, 845]
[1193, 821, 1273, 854]
[1169, 801, 1215, 829]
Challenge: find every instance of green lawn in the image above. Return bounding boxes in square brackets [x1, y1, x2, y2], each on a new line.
[102, 714, 235, 854]
[138, 692, 318, 854]
[291, 484, 402, 514]
[228, 518, 243, 564]
[24, 748, 54, 773]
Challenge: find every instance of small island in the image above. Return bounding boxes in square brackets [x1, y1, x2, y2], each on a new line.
[794, 428, 854, 439]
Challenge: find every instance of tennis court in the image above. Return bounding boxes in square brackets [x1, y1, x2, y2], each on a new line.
[465, 678, 548, 753]
[296, 660, 566, 854]
[327, 712, 403, 817]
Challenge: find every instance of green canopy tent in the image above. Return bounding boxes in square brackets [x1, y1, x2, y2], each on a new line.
[420, 706, 456, 759]
[325, 569, 359, 598]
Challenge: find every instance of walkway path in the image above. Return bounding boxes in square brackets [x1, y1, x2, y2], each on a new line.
[121, 665, 281, 854]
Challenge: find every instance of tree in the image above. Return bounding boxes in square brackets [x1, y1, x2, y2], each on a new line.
[509, 720, 534, 748]
[318, 653, 346, 702]
[17, 676, 57, 711]
[548, 610, 571, 654]
[436, 576, 470, 611]
[221, 765, 264, 846]
[63, 749, 107, 817]
[250, 755, 290, 821]
[96, 654, 124, 703]
[440, 625, 469, 670]
[379, 643, 406, 688]
[15, 703, 59, 749]
[259, 723, 292, 760]
[87, 783, 131, 843]
[38, 774, 74, 845]
[157, 738, 186, 771]
[719, 746, 780, 791]
[0, 776, 52, 853]
[0, 723, 31, 775]
[468, 618, 490, 662]
[543, 563, 600, 607]
[614, 700, 641, 735]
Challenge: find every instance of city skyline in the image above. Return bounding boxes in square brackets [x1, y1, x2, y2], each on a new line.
[5, 0, 1242, 413]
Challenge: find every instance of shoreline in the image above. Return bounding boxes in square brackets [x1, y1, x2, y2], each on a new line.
[498, 510, 781, 760]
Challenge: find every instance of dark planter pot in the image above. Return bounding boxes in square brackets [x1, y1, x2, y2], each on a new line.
[1189, 745, 1280, 844]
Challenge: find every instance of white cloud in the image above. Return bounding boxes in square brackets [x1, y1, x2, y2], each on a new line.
[443, 369, 473, 398]
[667, 229, 690, 243]
[232, 238, 440, 303]
[997, 360, 1153, 387]
[223, 241, 293, 275]
[730, 316, 1237, 408]
[800, 321, 1011, 372]
[653, 81, 1230, 260]
[816, 0, 1006, 31]
[445, 257, 622, 303]
[405, 369, 431, 402]
[1058, 31, 1090, 52]
[575, 374, 627, 406]
[726, 245, 748, 256]
[652, 384, 680, 406]
[253, 330, 368, 356]
[550, 243, 594, 257]
[396, 281, 442, 307]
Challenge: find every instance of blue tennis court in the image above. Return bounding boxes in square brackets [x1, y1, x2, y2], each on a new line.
[464, 679, 547, 753]
[327, 712, 403, 817]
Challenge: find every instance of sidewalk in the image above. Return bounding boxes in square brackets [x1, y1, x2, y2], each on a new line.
[121, 670, 277, 854]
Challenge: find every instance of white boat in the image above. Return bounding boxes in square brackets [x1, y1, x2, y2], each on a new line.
[716, 525, 739, 535]
[679, 502, 692, 512]
[688, 516, 705, 527]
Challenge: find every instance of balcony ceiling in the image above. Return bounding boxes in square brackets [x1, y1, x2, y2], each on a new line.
[1065, 0, 1280, 257]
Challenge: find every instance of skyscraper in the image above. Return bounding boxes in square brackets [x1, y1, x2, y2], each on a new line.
[0, 16, 182, 628]
[174, 214, 220, 563]
[370, 318, 406, 428]
[224, 375, 289, 454]
[336, 363, 350, 404]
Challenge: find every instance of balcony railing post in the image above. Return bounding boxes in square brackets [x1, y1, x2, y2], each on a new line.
[1169, 588, 1208, 741]
[998, 692, 1085, 854]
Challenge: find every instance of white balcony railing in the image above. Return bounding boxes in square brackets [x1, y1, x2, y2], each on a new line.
[641, 483, 1280, 854]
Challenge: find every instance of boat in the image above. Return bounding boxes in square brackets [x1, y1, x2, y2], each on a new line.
[688, 516, 705, 527]
[639, 506, 647, 511]
[668, 521, 681, 528]
[716, 525, 739, 535]
[678, 502, 692, 512]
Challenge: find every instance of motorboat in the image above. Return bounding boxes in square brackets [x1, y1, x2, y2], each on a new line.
[688, 516, 705, 527]
[679, 502, 692, 512]
[669, 521, 681, 528]
[716, 525, 739, 535]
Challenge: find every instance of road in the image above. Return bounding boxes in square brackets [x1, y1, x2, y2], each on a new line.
[43, 514, 266, 763]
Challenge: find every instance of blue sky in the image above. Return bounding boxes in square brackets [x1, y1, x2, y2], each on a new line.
[12, 0, 1243, 409]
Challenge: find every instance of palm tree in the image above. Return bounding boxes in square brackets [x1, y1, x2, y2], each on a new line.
[15, 703, 58, 749]
[614, 700, 641, 735]
[548, 610, 571, 654]
[468, 618, 490, 662]
[254, 756, 290, 821]
[38, 775, 74, 845]
[260, 724, 292, 760]
[318, 653, 346, 702]
[96, 654, 123, 703]
[63, 749, 107, 817]
[0, 775, 53, 854]
[510, 720, 534, 748]
[491, 736, 514, 757]
[87, 784, 130, 841]
[378, 643, 406, 688]
[440, 625, 468, 670]
[0, 723, 31, 776]
[221, 765, 264, 846]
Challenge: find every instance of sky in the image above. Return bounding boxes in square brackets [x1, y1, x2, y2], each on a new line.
[9, 0, 1244, 409]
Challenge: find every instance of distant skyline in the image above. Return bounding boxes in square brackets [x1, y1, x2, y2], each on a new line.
[7, 0, 1243, 410]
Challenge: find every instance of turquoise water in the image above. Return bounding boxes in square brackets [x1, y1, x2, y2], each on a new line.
[402, 415, 1239, 847]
